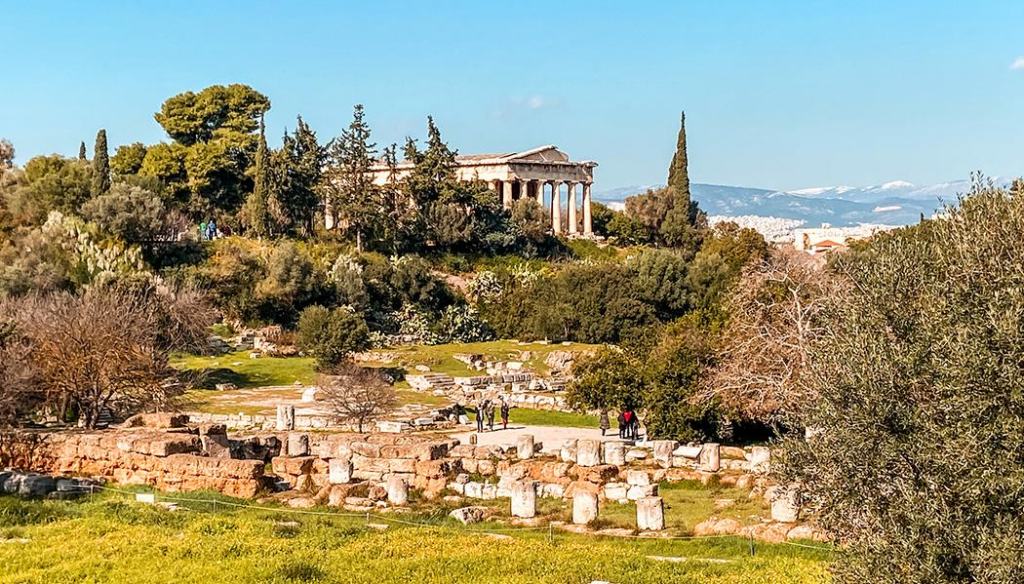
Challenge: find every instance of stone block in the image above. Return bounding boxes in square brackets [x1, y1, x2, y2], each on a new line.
[276, 405, 296, 431]
[651, 440, 677, 468]
[516, 435, 536, 459]
[18, 475, 56, 497]
[747, 446, 770, 474]
[625, 448, 648, 463]
[625, 470, 650, 486]
[672, 445, 702, 459]
[603, 442, 626, 466]
[576, 439, 601, 467]
[768, 485, 801, 523]
[386, 475, 408, 506]
[636, 496, 665, 531]
[450, 506, 488, 525]
[603, 482, 628, 502]
[511, 480, 537, 518]
[626, 484, 658, 500]
[560, 439, 578, 463]
[329, 458, 353, 485]
[572, 490, 599, 525]
[699, 443, 721, 472]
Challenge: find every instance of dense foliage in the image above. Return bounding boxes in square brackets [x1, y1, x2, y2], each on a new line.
[778, 178, 1024, 584]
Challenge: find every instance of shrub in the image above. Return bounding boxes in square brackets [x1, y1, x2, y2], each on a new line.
[297, 305, 370, 369]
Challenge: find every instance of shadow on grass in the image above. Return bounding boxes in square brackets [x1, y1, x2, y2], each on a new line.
[178, 368, 252, 390]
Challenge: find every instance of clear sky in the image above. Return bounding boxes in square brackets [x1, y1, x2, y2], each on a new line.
[2, 1, 1023, 191]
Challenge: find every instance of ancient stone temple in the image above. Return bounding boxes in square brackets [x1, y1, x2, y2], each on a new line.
[367, 145, 597, 236]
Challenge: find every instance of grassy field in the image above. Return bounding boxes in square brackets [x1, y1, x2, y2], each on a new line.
[0, 492, 830, 584]
[171, 352, 317, 389]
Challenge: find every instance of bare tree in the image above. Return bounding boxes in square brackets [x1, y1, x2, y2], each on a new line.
[7, 284, 215, 428]
[0, 317, 41, 427]
[317, 362, 397, 433]
[701, 248, 846, 424]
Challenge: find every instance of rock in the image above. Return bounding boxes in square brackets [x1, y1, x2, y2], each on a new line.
[603, 442, 626, 466]
[201, 433, 233, 459]
[287, 433, 310, 457]
[699, 443, 721, 472]
[744, 522, 793, 543]
[214, 383, 237, 391]
[329, 459, 353, 485]
[625, 470, 650, 486]
[624, 448, 648, 463]
[636, 496, 665, 531]
[786, 524, 829, 542]
[573, 489, 599, 525]
[603, 482, 628, 502]
[693, 517, 742, 536]
[450, 506, 489, 525]
[626, 484, 658, 500]
[672, 445, 702, 459]
[511, 480, 537, 518]
[18, 475, 56, 497]
[415, 365, 431, 372]
[300, 387, 318, 402]
[576, 439, 601, 467]
[721, 446, 746, 460]
[560, 439, 578, 463]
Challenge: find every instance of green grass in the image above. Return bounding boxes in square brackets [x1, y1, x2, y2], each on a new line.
[171, 351, 316, 389]
[598, 480, 771, 533]
[0, 492, 829, 583]
[489, 407, 599, 429]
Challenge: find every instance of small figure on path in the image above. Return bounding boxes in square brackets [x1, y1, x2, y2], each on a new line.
[599, 409, 610, 436]
[475, 399, 487, 432]
[623, 409, 636, 440]
[486, 401, 496, 432]
[207, 218, 217, 240]
[617, 411, 626, 438]
[199, 220, 208, 241]
[500, 400, 510, 430]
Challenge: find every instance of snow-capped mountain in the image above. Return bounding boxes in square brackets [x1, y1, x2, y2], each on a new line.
[594, 177, 1009, 228]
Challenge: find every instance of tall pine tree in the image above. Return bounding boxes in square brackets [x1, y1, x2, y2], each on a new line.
[666, 111, 691, 213]
[78, 141, 87, 161]
[325, 104, 377, 252]
[244, 119, 273, 237]
[91, 129, 110, 197]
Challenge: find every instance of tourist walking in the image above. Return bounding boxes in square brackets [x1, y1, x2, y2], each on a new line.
[599, 409, 610, 436]
[207, 218, 217, 240]
[623, 410, 635, 440]
[500, 400, 510, 430]
[617, 411, 626, 438]
[475, 399, 487, 432]
[199, 220, 207, 241]
[486, 401, 496, 432]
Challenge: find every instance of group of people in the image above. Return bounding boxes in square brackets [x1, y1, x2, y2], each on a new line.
[599, 408, 642, 440]
[198, 219, 230, 241]
[474, 398, 512, 432]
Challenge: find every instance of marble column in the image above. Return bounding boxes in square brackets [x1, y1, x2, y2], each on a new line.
[566, 182, 578, 234]
[550, 181, 562, 234]
[536, 181, 545, 206]
[502, 181, 513, 209]
[582, 182, 593, 236]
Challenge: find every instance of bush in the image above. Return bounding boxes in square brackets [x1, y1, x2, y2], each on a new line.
[297, 305, 370, 369]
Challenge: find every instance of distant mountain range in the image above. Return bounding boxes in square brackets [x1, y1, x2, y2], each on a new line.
[594, 179, 1006, 228]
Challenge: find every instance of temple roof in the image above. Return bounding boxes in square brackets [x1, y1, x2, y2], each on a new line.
[373, 145, 596, 170]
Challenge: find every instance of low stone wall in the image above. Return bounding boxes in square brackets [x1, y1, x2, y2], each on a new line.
[0, 429, 269, 498]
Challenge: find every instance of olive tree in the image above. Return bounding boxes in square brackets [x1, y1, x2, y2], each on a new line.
[779, 177, 1024, 584]
[317, 362, 397, 433]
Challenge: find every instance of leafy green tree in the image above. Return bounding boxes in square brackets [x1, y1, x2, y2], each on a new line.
[297, 305, 370, 369]
[78, 141, 87, 161]
[511, 198, 552, 253]
[110, 142, 148, 176]
[91, 129, 111, 198]
[566, 347, 646, 412]
[154, 84, 270, 146]
[324, 105, 378, 251]
[667, 111, 691, 213]
[607, 211, 651, 245]
[629, 249, 691, 320]
[81, 183, 182, 246]
[139, 142, 188, 201]
[589, 202, 616, 237]
[6, 155, 91, 223]
[779, 177, 1024, 584]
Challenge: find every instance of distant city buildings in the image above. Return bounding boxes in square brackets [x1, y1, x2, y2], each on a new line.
[793, 223, 898, 255]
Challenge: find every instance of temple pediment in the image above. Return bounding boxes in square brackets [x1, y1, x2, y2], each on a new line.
[503, 145, 569, 163]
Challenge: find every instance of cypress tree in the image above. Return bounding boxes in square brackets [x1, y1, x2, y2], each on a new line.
[666, 111, 690, 211]
[91, 129, 110, 197]
[78, 141, 87, 161]
[245, 120, 272, 237]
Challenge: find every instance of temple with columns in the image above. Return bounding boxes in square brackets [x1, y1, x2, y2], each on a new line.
[367, 145, 597, 236]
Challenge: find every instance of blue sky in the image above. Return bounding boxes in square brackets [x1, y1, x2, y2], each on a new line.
[2, 1, 1023, 191]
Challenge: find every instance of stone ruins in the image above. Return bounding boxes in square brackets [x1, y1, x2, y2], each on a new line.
[0, 412, 821, 543]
